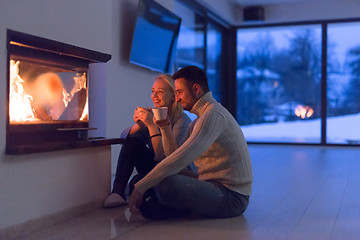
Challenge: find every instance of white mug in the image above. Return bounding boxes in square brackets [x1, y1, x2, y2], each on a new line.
[152, 107, 168, 120]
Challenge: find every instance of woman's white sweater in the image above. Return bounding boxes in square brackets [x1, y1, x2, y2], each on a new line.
[135, 92, 253, 196]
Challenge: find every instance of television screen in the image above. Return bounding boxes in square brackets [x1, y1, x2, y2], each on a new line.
[130, 0, 181, 73]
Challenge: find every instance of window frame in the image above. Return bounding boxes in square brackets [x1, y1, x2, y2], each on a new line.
[236, 17, 360, 147]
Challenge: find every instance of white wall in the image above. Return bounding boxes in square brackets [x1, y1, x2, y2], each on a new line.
[0, 0, 114, 230]
[0, 147, 111, 230]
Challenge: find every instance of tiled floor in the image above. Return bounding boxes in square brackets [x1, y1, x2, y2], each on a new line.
[12, 145, 360, 240]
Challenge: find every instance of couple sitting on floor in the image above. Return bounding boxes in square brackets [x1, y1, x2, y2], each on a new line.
[104, 66, 253, 219]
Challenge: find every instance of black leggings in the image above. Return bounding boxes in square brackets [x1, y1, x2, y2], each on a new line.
[112, 127, 156, 199]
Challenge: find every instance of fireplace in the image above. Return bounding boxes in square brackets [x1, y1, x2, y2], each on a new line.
[6, 30, 122, 154]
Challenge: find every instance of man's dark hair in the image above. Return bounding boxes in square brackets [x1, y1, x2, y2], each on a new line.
[172, 66, 209, 92]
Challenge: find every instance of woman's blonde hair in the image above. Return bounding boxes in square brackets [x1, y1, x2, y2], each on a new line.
[156, 74, 183, 125]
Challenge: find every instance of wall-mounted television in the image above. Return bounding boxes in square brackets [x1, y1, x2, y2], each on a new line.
[130, 0, 181, 73]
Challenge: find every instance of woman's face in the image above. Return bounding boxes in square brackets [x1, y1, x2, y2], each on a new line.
[151, 78, 174, 109]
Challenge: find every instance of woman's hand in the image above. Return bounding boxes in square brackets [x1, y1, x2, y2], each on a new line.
[136, 106, 155, 128]
[133, 108, 140, 123]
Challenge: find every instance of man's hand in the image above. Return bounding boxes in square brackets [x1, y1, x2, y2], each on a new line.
[154, 115, 170, 128]
[128, 189, 144, 215]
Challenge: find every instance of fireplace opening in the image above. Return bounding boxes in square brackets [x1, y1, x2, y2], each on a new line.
[9, 56, 88, 124]
[6, 30, 113, 154]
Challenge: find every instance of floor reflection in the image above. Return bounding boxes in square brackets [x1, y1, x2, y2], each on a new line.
[109, 207, 150, 239]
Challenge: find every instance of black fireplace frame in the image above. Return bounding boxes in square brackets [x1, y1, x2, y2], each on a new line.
[6, 30, 123, 154]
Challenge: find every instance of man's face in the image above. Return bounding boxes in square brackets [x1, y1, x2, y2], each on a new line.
[175, 78, 197, 111]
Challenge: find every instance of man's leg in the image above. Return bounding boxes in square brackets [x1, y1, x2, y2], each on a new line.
[141, 174, 249, 219]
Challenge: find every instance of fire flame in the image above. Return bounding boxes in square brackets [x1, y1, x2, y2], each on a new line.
[80, 99, 88, 121]
[9, 60, 38, 122]
[295, 105, 314, 119]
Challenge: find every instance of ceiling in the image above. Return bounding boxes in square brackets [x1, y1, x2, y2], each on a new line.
[230, 0, 322, 7]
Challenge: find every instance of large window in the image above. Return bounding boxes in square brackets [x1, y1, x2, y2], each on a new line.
[237, 20, 360, 145]
[237, 25, 322, 143]
[327, 22, 360, 144]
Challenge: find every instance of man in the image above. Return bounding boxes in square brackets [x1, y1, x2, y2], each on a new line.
[129, 66, 253, 219]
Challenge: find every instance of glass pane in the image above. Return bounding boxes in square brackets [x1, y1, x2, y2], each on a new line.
[174, 2, 204, 71]
[9, 59, 88, 124]
[206, 22, 222, 102]
[327, 22, 360, 145]
[237, 25, 322, 143]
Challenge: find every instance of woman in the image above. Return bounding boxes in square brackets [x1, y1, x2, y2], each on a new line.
[104, 74, 192, 208]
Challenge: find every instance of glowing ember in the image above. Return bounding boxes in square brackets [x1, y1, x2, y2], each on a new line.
[295, 105, 314, 119]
